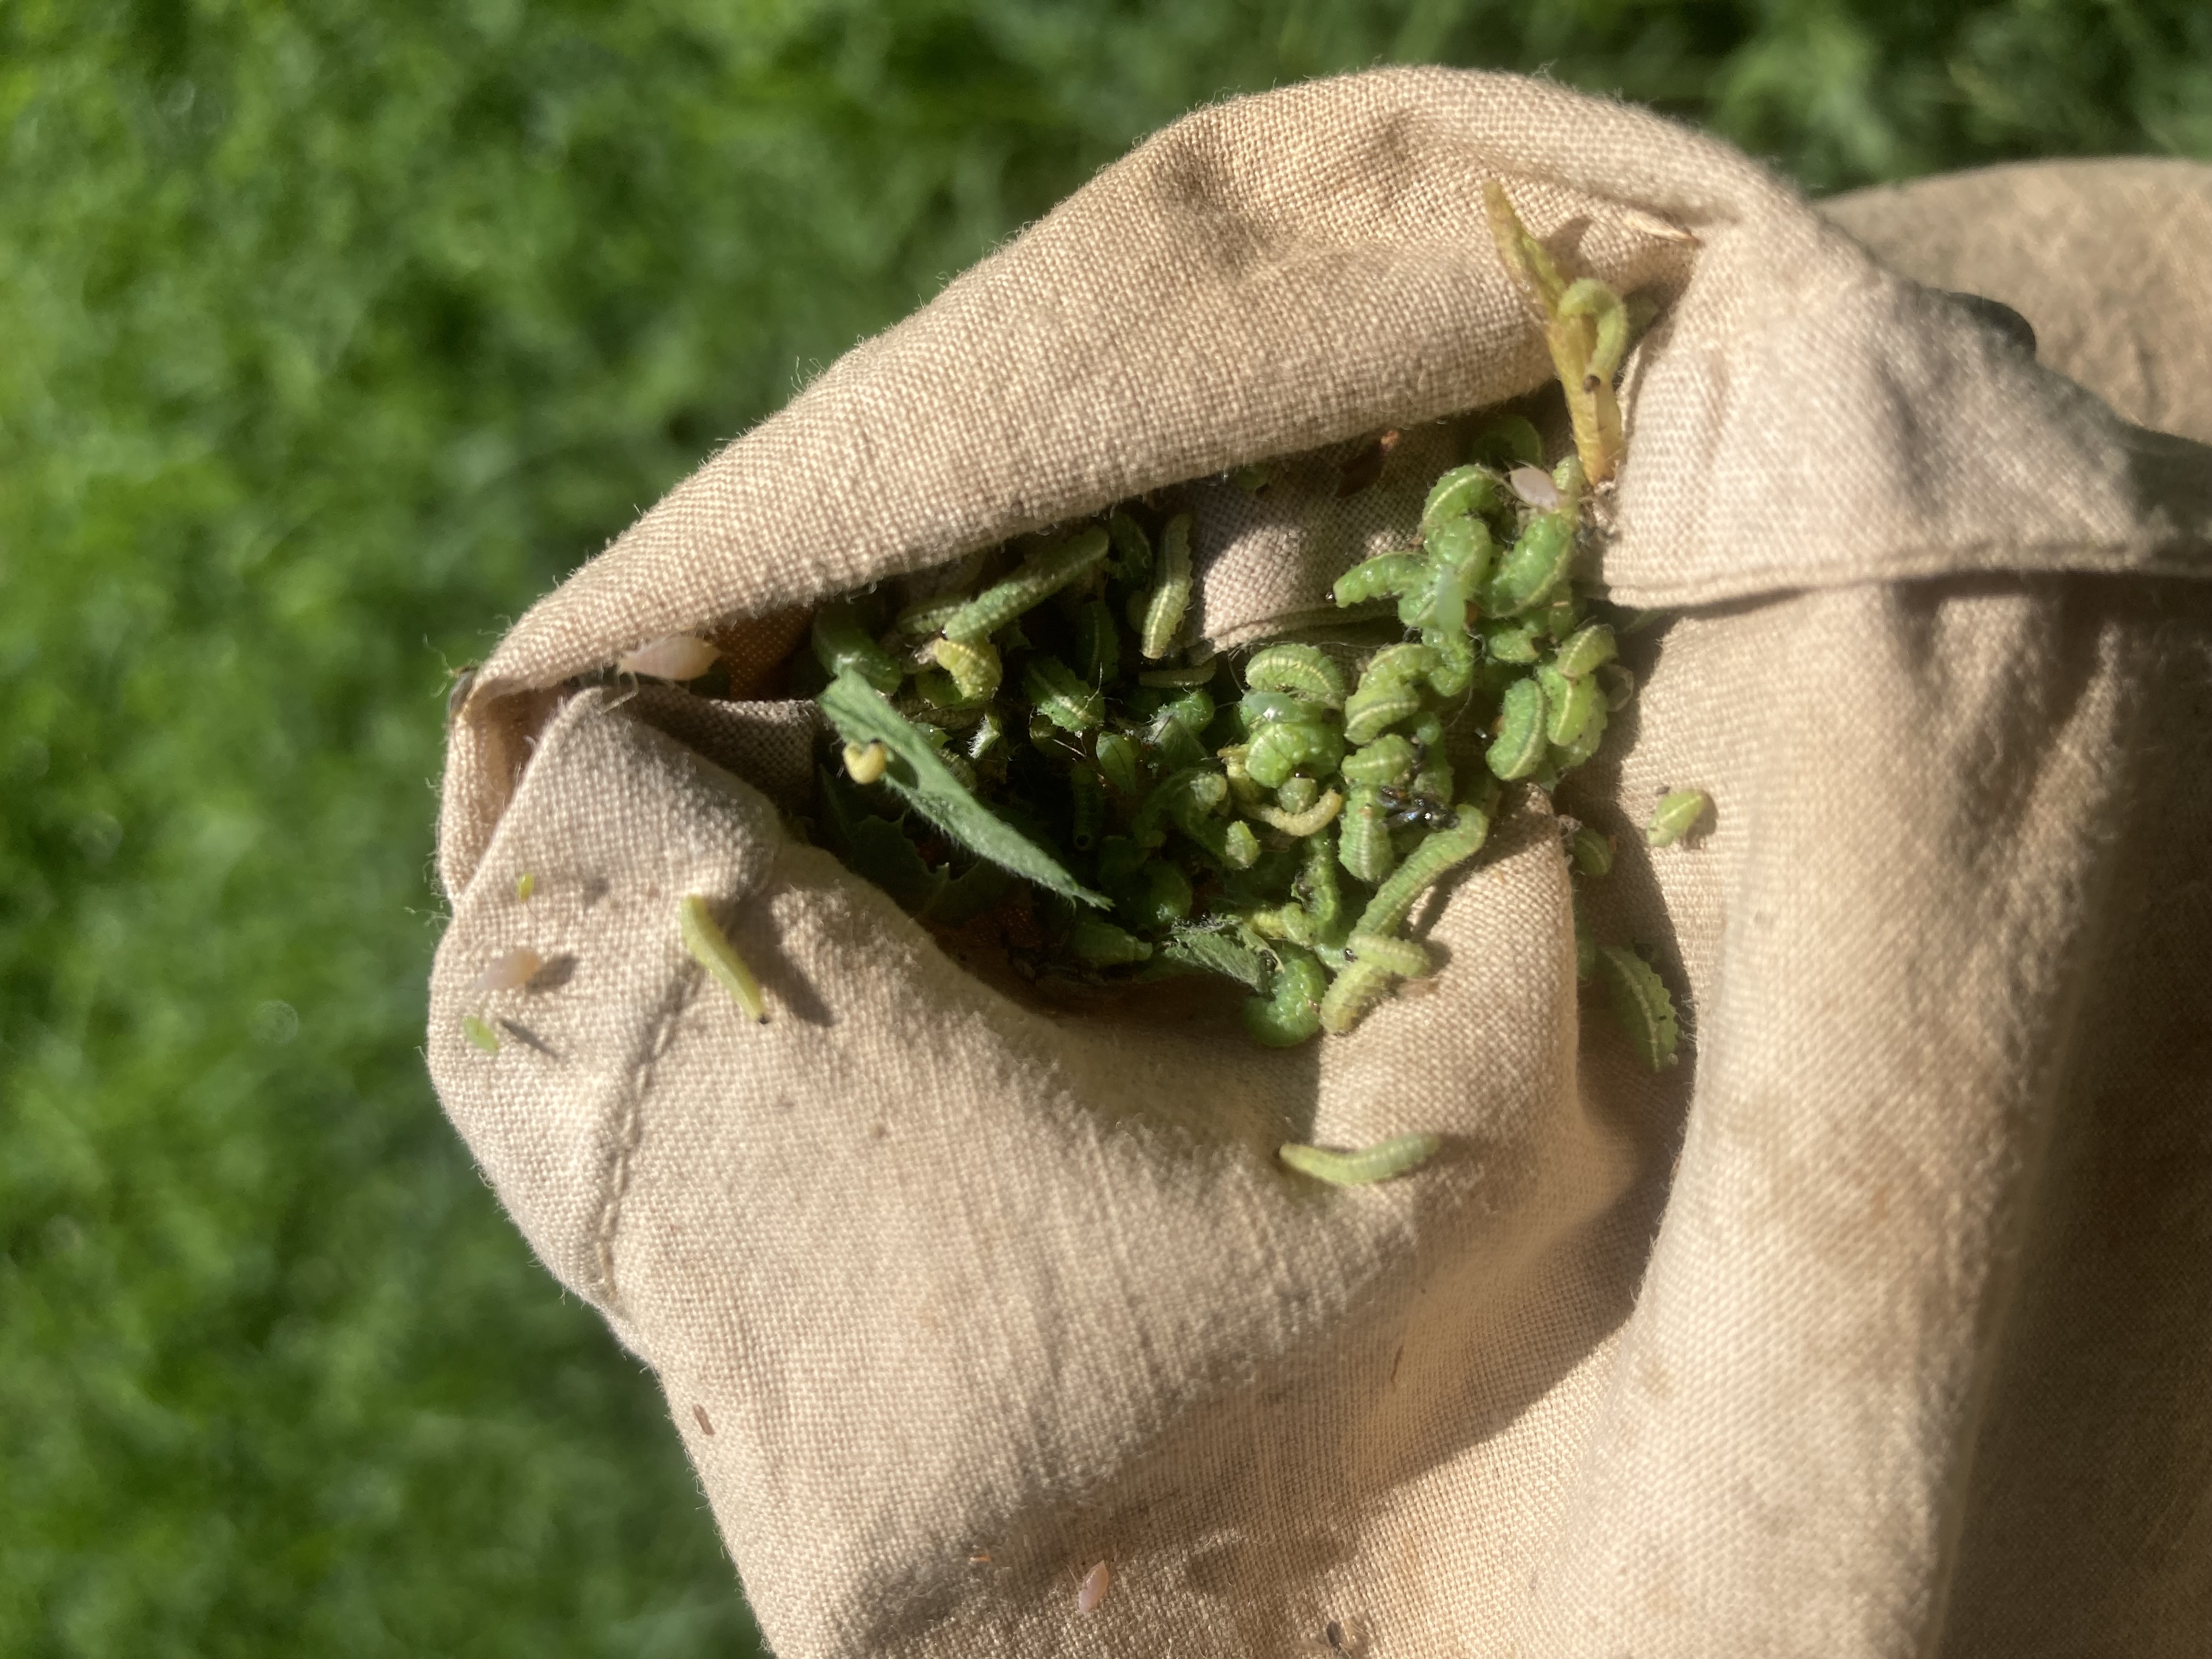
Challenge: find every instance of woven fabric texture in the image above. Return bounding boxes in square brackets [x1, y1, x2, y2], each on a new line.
[430, 69, 2212, 1658]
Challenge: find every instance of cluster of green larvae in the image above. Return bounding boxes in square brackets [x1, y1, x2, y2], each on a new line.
[792, 184, 1695, 1069]
[804, 422, 1682, 1064]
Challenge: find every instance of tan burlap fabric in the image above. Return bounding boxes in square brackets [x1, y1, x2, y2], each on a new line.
[428, 68, 2212, 1658]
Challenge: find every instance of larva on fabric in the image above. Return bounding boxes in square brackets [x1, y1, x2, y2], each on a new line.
[678, 895, 768, 1025]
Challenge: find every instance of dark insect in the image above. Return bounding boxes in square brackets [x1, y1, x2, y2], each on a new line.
[1375, 784, 1457, 831]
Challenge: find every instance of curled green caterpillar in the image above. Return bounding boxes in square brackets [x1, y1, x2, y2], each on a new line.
[1277, 1133, 1442, 1185]
[679, 894, 768, 1025]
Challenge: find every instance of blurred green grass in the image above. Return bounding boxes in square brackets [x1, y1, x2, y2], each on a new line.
[2, 1, 2204, 1652]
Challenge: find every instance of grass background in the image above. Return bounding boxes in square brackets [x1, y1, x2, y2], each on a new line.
[2, 1, 2205, 1653]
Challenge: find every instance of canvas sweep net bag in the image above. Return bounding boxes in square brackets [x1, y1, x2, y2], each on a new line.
[430, 69, 2212, 1658]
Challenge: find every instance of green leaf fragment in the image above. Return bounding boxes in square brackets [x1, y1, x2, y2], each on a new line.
[817, 669, 1107, 908]
[812, 600, 905, 695]
[1159, 924, 1271, 990]
[1596, 945, 1679, 1070]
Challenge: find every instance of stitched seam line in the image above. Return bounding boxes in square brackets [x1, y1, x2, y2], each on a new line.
[592, 974, 692, 1314]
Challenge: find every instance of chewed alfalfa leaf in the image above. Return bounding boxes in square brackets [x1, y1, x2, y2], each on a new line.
[1595, 944, 1680, 1071]
[816, 668, 1109, 909]
[1147, 922, 1271, 990]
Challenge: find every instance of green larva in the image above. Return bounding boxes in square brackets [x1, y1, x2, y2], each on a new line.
[1239, 690, 1312, 727]
[1337, 787, 1396, 884]
[1539, 588, 1585, 640]
[1647, 788, 1711, 848]
[1482, 619, 1543, 664]
[1245, 720, 1344, 789]
[1022, 656, 1104, 733]
[514, 871, 536, 903]
[1341, 735, 1417, 787]
[843, 740, 890, 784]
[1071, 600, 1120, 686]
[461, 1013, 501, 1054]
[1144, 705, 1207, 772]
[812, 602, 905, 695]
[1242, 946, 1328, 1046]
[1486, 677, 1550, 781]
[1243, 642, 1347, 709]
[1132, 767, 1222, 849]
[1346, 931, 1434, 978]
[1550, 698, 1609, 769]
[1332, 552, 1428, 610]
[1094, 731, 1143, 797]
[1167, 783, 1261, 868]
[1246, 899, 1317, 948]
[1105, 510, 1152, 579]
[1275, 775, 1321, 814]
[1567, 824, 1615, 878]
[1297, 824, 1344, 938]
[941, 526, 1110, 646]
[1317, 959, 1396, 1034]
[1115, 859, 1193, 932]
[1357, 642, 1442, 693]
[1471, 414, 1543, 470]
[1419, 464, 1502, 533]
[1277, 1133, 1442, 1184]
[1421, 516, 1492, 637]
[1355, 802, 1490, 938]
[929, 636, 1002, 701]
[1139, 513, 1194, 659]
[1249, 788, 1343, 837]
[679, 895, 768, 1025]
[1149, 686, 1215, 741]
[889, 594, 965, 641]
[1482, 511, 1577, 617]
[1558, 277, 1630, 383]
[1539, 665, 1602, 749]
[1596, 944, 1679, 1070]
[1396, 582, 1437, 631]
[1217, 746, 1261, 809]
[1552, 623, 1618, 680]
[1343, 682, 1424, 747]
[1420, 630, 1475, 698]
